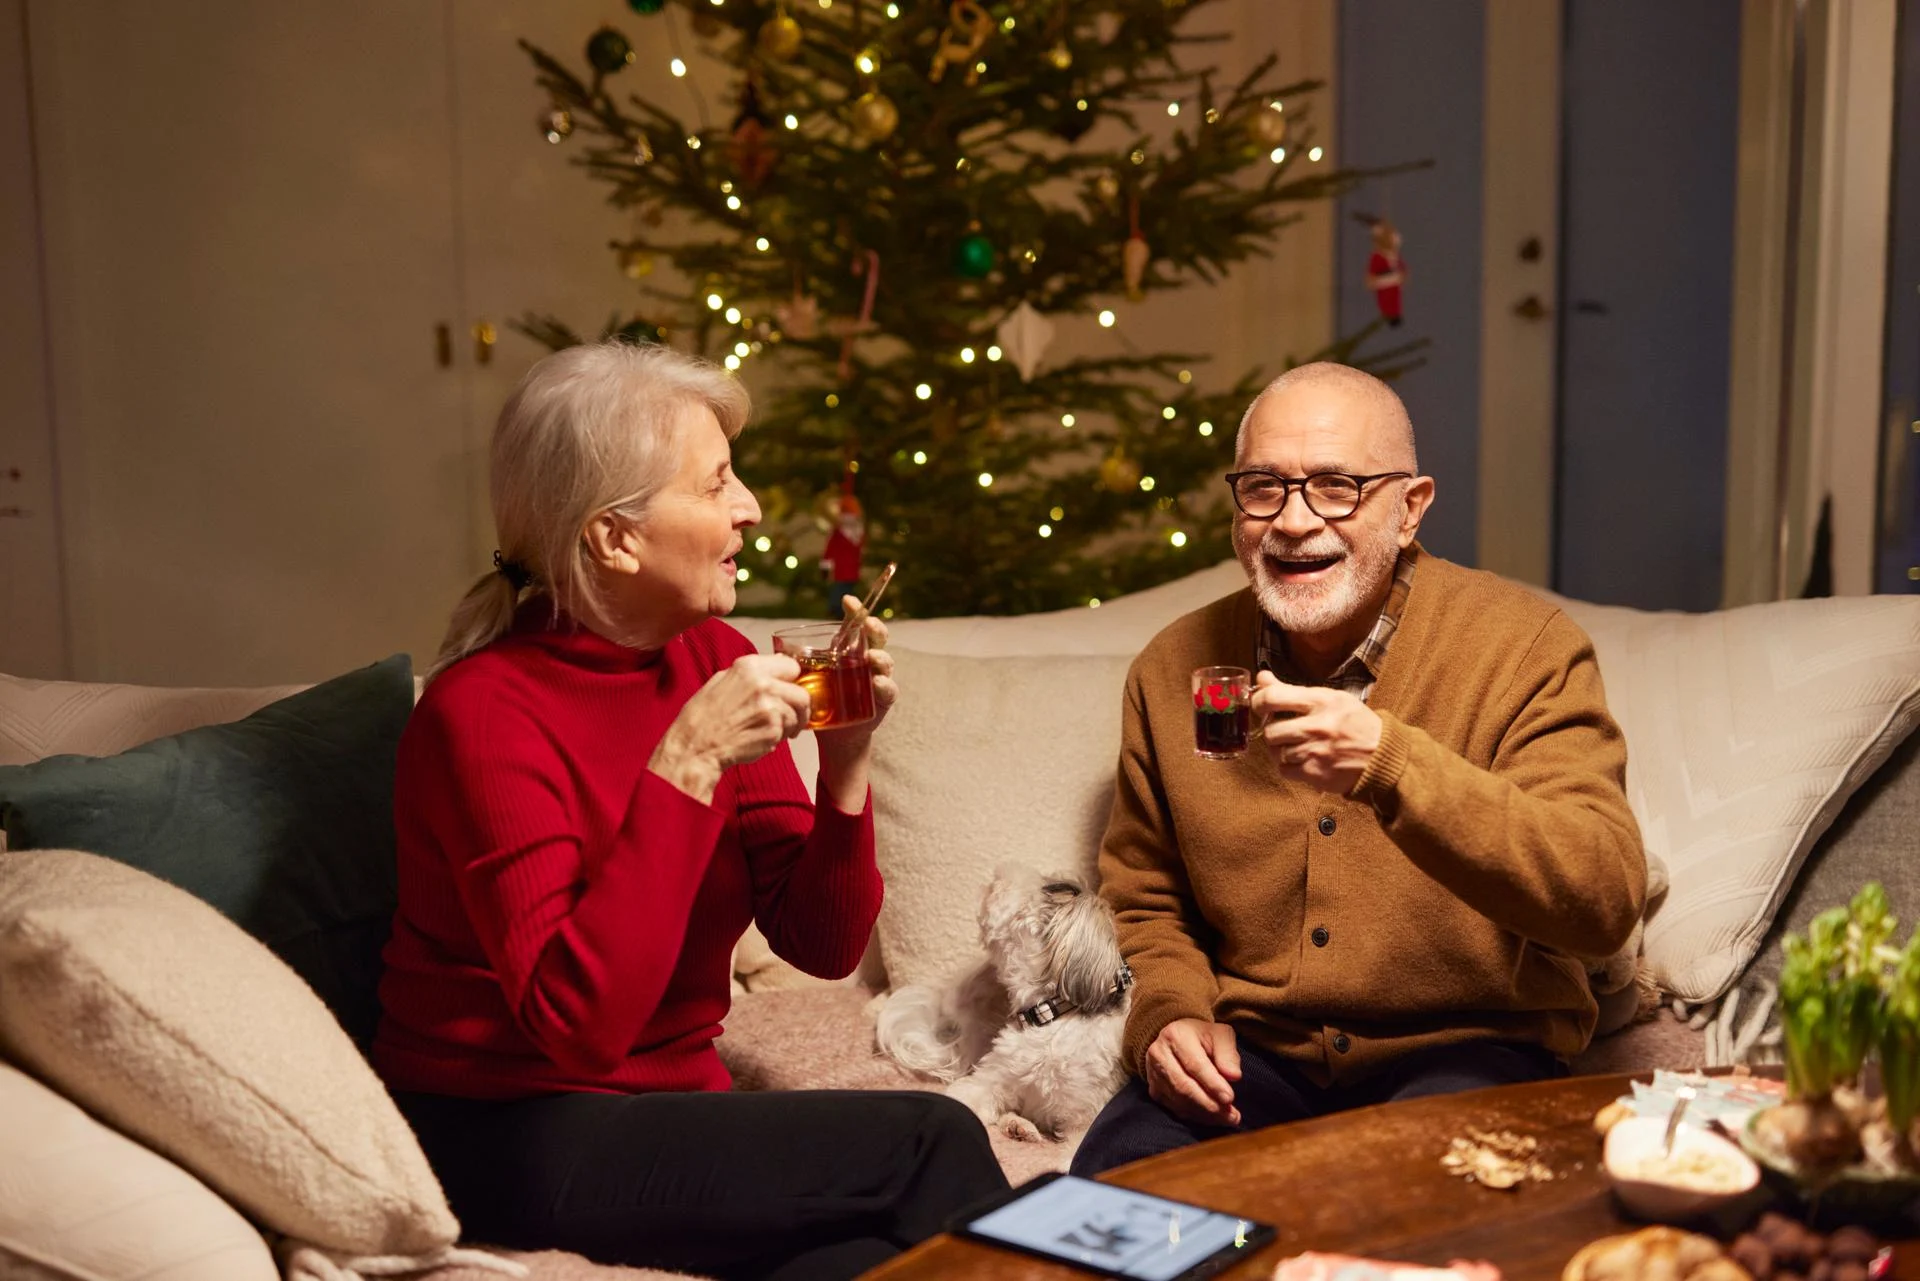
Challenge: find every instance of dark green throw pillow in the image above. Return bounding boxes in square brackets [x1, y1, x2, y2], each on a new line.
[0, 654, 413, 1049]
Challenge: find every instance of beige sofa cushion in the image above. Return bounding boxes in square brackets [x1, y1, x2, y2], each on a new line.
[0, 671, 302, 768]
[870, 647, 1136, 989]
[0, 1059, 277, 1281]
[1550, 592, 1920, 1003]
[0, 849, 458, 1258]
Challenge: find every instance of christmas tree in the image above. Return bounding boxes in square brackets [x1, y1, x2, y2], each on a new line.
[522, 0, 1422, 618]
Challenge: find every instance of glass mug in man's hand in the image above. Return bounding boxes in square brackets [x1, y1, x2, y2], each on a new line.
[773, 623, 877, 730]
[1192, 666, 1251, 759]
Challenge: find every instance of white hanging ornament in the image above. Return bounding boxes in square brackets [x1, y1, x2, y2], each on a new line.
[1123, 196, 1150, 301]
[995, 302, 1056, 382]
[774, 293, 820, 340]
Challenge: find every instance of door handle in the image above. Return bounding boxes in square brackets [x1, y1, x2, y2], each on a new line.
[1512, 294, 1550, 322]
[1572, 299, 1611, 316]
[473, 321, 497, 367]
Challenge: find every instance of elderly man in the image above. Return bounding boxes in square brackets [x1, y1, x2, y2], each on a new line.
[1070, 362, 1647, 1176]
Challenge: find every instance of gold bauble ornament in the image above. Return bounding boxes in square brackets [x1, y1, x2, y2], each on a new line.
[1249, 105, 1288, 148]
[1046, 42, 1074, 71]
[757, 12, 803, 61]
[541, 108, 574, 143]
[1100, 449, 1141, 493]
[1094, 171, 1121, 201]
[850, 90, 900, 145]
[618, 245, 655, 279]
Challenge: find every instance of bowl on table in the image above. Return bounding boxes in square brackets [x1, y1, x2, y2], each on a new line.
[1604, 1115, 1762, 1222]
[1738, 1105, 1920, 1229]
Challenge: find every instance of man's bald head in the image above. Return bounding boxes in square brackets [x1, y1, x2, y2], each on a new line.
[1235, 362, 1417, 474]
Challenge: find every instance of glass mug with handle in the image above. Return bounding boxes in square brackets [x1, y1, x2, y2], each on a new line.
[1192, 666, 1252, 759]
[773, 622, 877, 730]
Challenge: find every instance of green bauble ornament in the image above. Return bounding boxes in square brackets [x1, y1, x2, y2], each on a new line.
[586, 27, 634, 74]
[953, 229, 996, 278]
[626, 0, 665, 13]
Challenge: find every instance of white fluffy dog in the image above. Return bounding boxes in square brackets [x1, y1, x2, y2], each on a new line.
[875, 864, 1131, 1141]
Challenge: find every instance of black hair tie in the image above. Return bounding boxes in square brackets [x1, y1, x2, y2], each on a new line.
[492, 550, 533, 591]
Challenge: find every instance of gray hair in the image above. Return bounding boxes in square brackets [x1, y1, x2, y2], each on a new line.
[427, 341, 750, 682]
[1235, 361, 1418, 473]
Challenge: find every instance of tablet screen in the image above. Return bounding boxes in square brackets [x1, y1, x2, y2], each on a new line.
[965, 1175, 1263, 1280]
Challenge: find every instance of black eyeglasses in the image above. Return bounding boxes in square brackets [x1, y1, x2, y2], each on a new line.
[1223, 470, 1412, 520]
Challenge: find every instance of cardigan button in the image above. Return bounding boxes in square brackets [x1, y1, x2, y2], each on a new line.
[1311, 926, 1330, 948]
[1332, 1033, 1352, 1054]
[1318, 815, 1337, 836]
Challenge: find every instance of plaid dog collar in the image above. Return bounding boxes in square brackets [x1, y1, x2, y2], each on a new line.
[1016, 963, 1134, 1028]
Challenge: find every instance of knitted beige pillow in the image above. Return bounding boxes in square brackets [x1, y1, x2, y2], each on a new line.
[0, 850, 458, 1260]
[1547, 592, 1920, 1003]
[870, 647, 1136, 989]
[0, 1059, 276, 1281]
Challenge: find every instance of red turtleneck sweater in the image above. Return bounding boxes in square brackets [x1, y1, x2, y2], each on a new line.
[372, 611, 880, 1099]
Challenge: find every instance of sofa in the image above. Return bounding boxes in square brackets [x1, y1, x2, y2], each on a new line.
[1, 557, 1917, 1281]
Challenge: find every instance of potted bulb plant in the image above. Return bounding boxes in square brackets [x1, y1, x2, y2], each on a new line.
[1743, 883, 1920, 1224]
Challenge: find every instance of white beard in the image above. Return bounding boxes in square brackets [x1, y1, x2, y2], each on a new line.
[1243, 504, 1406, 636]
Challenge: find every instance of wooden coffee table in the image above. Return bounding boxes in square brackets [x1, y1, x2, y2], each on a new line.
[867, 1072, 1918, 1281]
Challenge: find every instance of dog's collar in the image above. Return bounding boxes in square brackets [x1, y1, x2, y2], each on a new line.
[1015, 964, 1134, 1028]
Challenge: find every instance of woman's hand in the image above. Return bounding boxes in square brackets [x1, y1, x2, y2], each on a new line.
[650, 653, 812, 805]
[815, 603, 896, 813]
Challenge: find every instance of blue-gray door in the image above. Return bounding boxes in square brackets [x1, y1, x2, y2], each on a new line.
[1335, 0, 1485, 567]
[1554, 2, 1742, 610]
[1880, 0, 1920, 595]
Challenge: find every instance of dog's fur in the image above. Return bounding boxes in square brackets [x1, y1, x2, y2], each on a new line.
[875, 864, 1129, 1141]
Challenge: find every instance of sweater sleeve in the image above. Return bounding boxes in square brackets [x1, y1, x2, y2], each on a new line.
[1099, 665, 1222, 1075]
[734, 743, 883, 980]
[1350, 610, 1648, 961]
[410, 691, 725, 1076]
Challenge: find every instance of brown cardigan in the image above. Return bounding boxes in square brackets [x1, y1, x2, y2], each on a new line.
[1099, 551, 1648, 1085]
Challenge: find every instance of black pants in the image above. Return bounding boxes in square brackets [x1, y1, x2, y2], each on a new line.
[1069, 1038, 1565, 1177]
[394, 1088, 1009, 1281]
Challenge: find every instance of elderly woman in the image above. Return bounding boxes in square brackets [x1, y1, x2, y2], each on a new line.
[372, 342, 1007, 1281]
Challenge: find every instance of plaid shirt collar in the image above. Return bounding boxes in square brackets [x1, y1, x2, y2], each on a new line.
[1255, 545, 1418, 703]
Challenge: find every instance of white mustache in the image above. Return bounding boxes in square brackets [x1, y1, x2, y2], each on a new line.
[1261, 540, 1346, 562]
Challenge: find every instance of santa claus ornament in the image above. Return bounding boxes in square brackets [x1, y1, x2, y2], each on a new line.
[820, 471, 866, 614]
[730, 82, 777, 188]
[1363, 216, 1406, 327]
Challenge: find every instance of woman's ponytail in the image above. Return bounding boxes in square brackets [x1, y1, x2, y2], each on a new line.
[424, 564, 525, 685]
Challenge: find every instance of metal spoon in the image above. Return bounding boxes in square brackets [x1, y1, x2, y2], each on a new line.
[830, 561, 897, 656]
[1662, 1085, 1697, 1157]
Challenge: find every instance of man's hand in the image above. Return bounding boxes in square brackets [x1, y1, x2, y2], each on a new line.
[1143, 1019, 1242, 1128]
[1252, 671, 1383, 795]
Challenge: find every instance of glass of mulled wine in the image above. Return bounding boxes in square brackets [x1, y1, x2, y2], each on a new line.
[1192, 666, 1251, 759]
[773, 622, 877, 731]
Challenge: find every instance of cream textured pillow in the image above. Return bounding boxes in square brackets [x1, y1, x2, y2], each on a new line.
[871, 647, 1136, 988]
[1548, 593, 1920, 1003]
[0, 1060, 276, 1281]
[0, 850, 459, 1259]
[0, 671, 302, 767]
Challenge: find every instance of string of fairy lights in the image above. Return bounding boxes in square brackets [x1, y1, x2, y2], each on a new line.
[566, 0, 1335, 608]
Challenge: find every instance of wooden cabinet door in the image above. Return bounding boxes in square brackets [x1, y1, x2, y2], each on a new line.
[0, 0, 66, 678]
[445, 0, 638, 571]
[29, 1, 471, 684]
